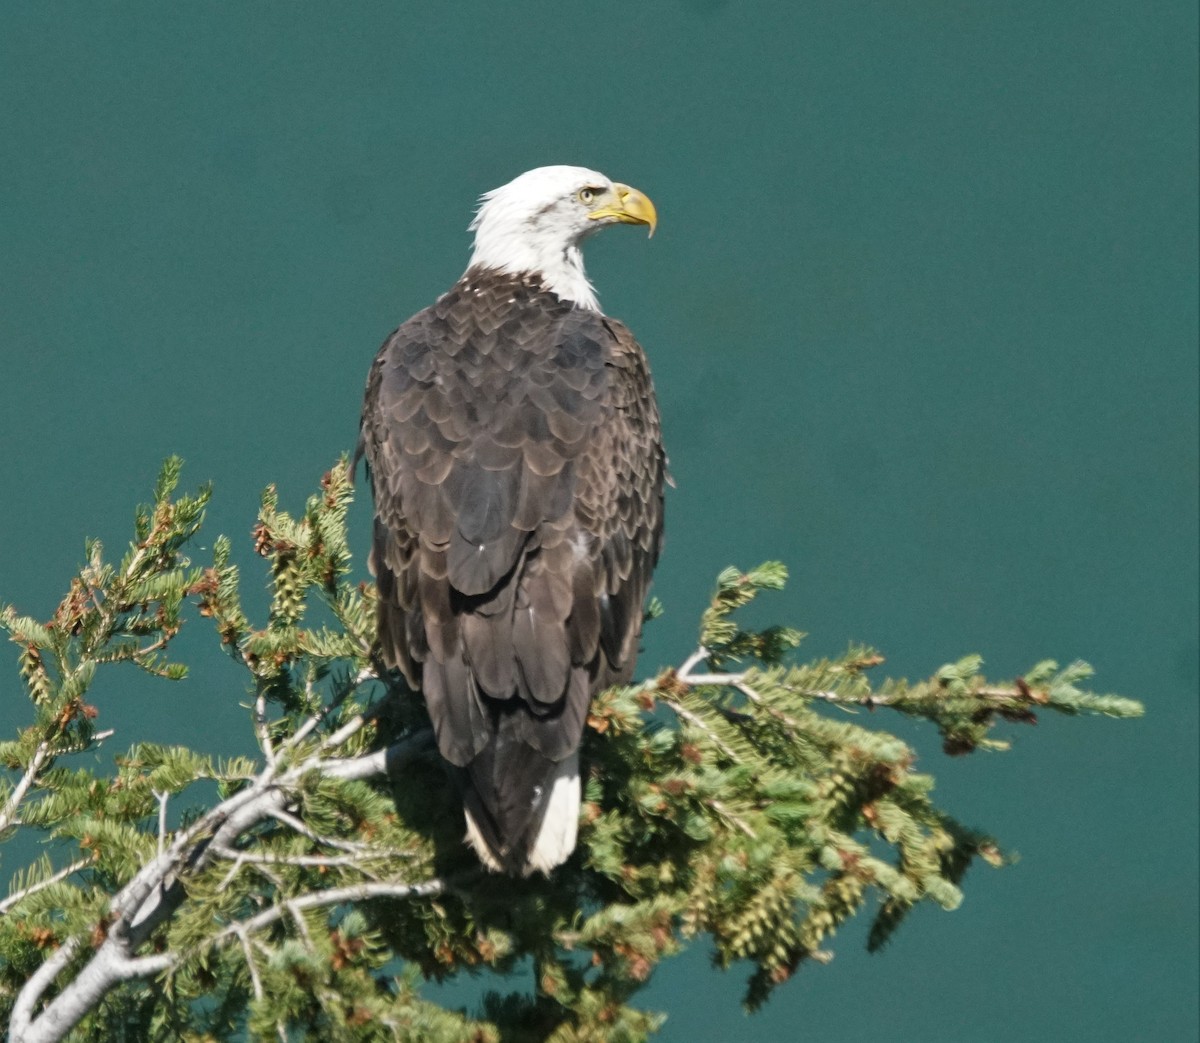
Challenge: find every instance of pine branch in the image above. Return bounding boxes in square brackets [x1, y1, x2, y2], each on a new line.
[0, 463, 1142, 1042]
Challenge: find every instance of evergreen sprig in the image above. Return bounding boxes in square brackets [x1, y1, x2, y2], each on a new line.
[0, 462, 1142, 1042]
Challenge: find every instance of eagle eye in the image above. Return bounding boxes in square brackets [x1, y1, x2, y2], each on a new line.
[578, 187, 597, 205]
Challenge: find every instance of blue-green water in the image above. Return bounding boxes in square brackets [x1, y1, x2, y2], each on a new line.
[1, 3, 1196, 1039]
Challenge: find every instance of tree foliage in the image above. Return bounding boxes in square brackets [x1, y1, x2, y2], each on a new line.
[0, 460, 1142, 1042]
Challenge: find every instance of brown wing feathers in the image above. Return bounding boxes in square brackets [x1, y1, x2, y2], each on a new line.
[361, 269, 664, 871]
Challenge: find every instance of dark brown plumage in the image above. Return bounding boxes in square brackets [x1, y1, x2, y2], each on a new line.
[360, 260, 664, 874]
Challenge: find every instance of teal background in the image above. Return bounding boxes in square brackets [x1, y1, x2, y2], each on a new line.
[2, 3, 1196, 1040]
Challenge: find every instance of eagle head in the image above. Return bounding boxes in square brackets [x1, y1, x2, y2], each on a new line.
[467, 165, 656, 310]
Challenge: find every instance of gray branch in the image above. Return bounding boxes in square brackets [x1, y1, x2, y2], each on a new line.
[7, 730, 434, 1043]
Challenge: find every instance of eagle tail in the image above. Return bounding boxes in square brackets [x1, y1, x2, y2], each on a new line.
[461, 748, 580, 876]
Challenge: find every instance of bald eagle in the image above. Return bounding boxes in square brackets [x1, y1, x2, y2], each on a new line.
[359, 166, 665, 875]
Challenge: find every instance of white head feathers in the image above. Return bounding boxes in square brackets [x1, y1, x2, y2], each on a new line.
[467, 165, 656, 311]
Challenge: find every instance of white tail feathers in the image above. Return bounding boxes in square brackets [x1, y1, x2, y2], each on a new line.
[463, 752, 581, 876]
[524, 756, 581, 875]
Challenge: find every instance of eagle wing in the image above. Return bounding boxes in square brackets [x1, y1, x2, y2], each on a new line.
[360, 275, 664, 867]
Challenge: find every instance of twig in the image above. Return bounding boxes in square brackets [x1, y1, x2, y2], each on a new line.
[725, 681, 803, 731]
[212, 879, 445, 946]
[211, 844, 394, 872]
[675, 644, 897, 714]
[133, 633, 172, 659]
[672, 646, 802, 734]
[805, 688, 890, 708]
[55, 727, 116, 757]
[674, 646, 758, 702]
[795, 680, 1036, 709]
[254, 691, 276, 767]
[708, 799, 758, 839]
[235, 924, 264, 1001]
[682, 670, 757, 701]
[658, 694, 741, 761]
[315, 712, 369, 755]
[977, 685, 1044, 703]
[0, 857, 93, 916]
[233, 925, 289, 1043]
[217, 851, 249, 892]
[153, 791, 169, 859]
[678, 646, 711, 678]
[287, 670, 379, 753]
[288, 903, 315, 950]
[265, 808, 371, 855]
[0, 737, 54, 835]
[284, 706, 328, 752]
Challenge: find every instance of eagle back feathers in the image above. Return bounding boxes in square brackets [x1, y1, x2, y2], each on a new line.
[361, 266, 664, 870]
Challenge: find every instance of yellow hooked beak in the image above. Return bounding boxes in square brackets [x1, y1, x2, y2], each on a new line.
[587, 183, 657, 237]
